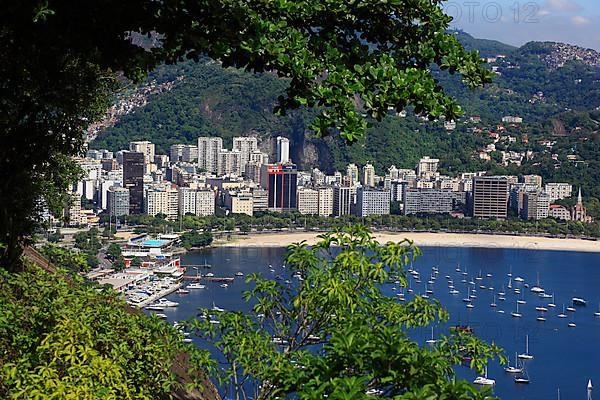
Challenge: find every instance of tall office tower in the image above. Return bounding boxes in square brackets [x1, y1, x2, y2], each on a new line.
[276, 136, 290, 163]
[361, 163, 376, 187]
[346, 163, 359, 186]
[333, 186, 352, 216]
[129, 141, 155, 165]
[416, 156, 439, 176]
[233, 136, 259, 170]
[261, 163, 298, 211]
[198, 137, 223, 173]
[472, 176, 509, 219]
[217, 149, 242, 176]
[107, 186, 130, 217]
[123, 152, 145, 214]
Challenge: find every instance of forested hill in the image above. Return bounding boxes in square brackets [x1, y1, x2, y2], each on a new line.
[91, 32, 600, 175]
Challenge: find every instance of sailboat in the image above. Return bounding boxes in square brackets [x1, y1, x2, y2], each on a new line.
[455, 263, 461, 273]
[463, 287, 472, 303]
[517, 291, 527, 305]
[548, 293, 556, 308]
[473, 365, 495, 385]
[426, 326, 436, 344]
[507, 276, 513, 289]
[558, 304, 568, 318]
[530, 272, 544, 293]
[505, 352, 523, 373]
[511, 301, 522, 318]
[536, 310, 546, 322]
[514, 366, 530, 384]
[518, 335, 534, 360]
[568, 313, 576, 328]
[594, 303, 600, 317]
[490, 293, 497, 308]
[507, 265, 512, 277]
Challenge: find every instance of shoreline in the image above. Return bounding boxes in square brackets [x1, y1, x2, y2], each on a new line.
[214, 230, 600, 253]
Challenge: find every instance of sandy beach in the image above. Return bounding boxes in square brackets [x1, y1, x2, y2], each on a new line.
[218, 231, 600, 253]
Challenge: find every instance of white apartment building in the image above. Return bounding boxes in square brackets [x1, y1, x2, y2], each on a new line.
[362, 163, 375, 187]
[224, 190, 253, 216]
[145, 186, 178, 220]
[544, 183, 573, 202]
[318, 187, 334, 217]
[233, 136, 259, 171]
[130, 141, 155, 165]
[196, 190, 216, 216]
[198, 137, 223, 173]
[416, 156, 439, 176]
[217, 149, 242, 176]
[346, 164, 359, 185]
[297, 187, 319, 215]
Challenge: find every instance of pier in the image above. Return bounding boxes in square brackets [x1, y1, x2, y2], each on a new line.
[183, 276, 235, 283]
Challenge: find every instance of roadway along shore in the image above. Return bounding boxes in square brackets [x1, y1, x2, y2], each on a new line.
[215, 231, 600, 253]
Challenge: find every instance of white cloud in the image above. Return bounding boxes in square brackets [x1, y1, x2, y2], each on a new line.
[545, 0, 581, 12]
[571, 15, 591, 26]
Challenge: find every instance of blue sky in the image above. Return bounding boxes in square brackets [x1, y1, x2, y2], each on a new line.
[444, 0, 600, 50]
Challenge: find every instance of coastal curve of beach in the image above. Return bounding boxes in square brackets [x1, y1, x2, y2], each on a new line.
[218, 231, 600, 253]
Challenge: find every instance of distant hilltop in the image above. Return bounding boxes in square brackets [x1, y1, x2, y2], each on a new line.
[521, 41, 600, 70]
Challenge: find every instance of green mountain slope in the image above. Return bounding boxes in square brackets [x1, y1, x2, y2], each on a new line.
[91, 34, 600, 175]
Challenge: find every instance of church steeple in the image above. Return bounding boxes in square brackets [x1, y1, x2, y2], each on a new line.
[577, 187, 582, 204]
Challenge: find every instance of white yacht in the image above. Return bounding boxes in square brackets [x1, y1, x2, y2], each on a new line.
[187, 283, 206, 289]
[473, 366, 495, 386]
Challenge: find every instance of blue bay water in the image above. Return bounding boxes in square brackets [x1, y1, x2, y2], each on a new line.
[155, 245, 600, 400]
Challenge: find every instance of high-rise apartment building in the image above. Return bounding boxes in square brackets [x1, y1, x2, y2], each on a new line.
[224, 190, 254, 216]
[170, 144, 185, 162]
[361, 163, 376, 187]
[196, 190, 216, 216]
[198, 137, 223, 173]
[522, 191, 550, 220]
[416, 156, 439, 176]
[297, 187, 319, 215]
[252, 188, 269, 212]
[123, 152, 145, 214]
[317, 187, 334, 217]
[107, 186, 130, 217]
[129, 141, 155, 166]
[472, 177, 509, 219]
[355, 188, 390, 217]
[276, 136, 290, 163]
[217, 149, 242, 176]
[233, 136, 259, 171]
[521, 174, 542, 189]
[403, 188, 454, 215]
[544, 183, 572, 202]
[346, 164, 359, 186]
[261, 163, 298, 211]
